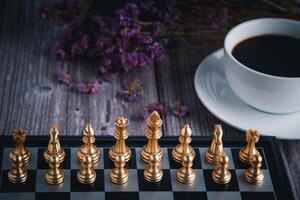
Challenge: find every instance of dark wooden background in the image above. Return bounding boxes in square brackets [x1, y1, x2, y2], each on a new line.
[0, 0, 299, 199]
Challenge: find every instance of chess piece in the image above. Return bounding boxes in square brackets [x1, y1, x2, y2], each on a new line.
[141, 111, 163, 163]
[110, 154, 129, 185]
[172, 124, 195, 163]
[239, 130, 261, 164]
[77, 155, 97, 184]
[45, 155, 64, 185]
[109, 117, 131, 163]
[212, 154, 231, 184]
[245, 154, 264, 185]
[144, 153, 163, 182]
[205, 124, 226, 165]
[9, 129, 31, 165]
[77, 124, 100, 165]
[8, 154, 27, 183]
[43, 124, 65, 163]
[176, 154, 196, 184]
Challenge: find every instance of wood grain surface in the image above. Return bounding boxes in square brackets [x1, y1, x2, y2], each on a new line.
[0, 0, 299, 199]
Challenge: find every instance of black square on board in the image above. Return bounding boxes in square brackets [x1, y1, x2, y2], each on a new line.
[36, 192, 70, 200]
[103, 148, 136, 169]
[231, 148, 267, 169]
[37, 148, 70, 169]
[168, 148, 202, 169]
[173, 192, 208, 200]
[203, 169, 239, 191]
[70, 169, 104, 191]
[137, 169, 172, 191]
[241, 192, 276, 200]
[0, 170, 36, 192]
[105, 192, 139, 200]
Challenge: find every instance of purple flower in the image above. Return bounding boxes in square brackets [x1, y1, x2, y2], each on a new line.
[172, 102, 189, 118]
[147, 42, 165, 59]
[208, 8, 229, 30]
[98, 127, 112, 136]
[71, 35, 89, 56]
[57, 69, 72, 85]
[118, 79, 142, 102]
[147, 103, 168, 115]
[133, 109, 148, 121]
[77, 80, 100, 93]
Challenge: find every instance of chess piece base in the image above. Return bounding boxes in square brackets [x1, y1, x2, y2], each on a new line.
[43, 149, 65, 164]
[45, 170, 64, 185]
[239, 148, 260, 164]
[77, 170, 96, 184]
[172, 145, 195, 163]
[244, 169, 264, 185]
[141, 147, 163, 163]
[77, 146, 100, 165]
[204, 150, 222, 165]
[8, 169, 28, 183]
[110, 169, 129, 185]
[10, 150, 31, 166]
[176, 169, 196, 184]
[212, 169, 231, 184]
[144, 169, 163, 183]
[109, 146, 131, 163]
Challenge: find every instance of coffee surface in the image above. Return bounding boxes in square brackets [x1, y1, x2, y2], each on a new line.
[232, 35, 300, 77]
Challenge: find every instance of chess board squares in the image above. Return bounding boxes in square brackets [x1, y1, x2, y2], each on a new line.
[70, 169, 104, 192]
[170, 169, 206, 192]
[139, 192, 174, 200]
[231, 148, 267, 169]
[137, 169, 172, 191]
[136, 148, 169, 169]
[235, 169, 273, 192]
[2, 148, 38, 170]
[206, 192, 242, 200]
[0, 192, 35, 200]
[240, 192, 276, 200]
[0, 170, 36, 192]
[104, 169, 138, 191]
[173, 192, 207, 200]
[71, 148, 104, 169]
[36, 192, 70, 200]
[104, 148, 136, 169]
[199, 148, 235, 169]
[37, 148, 70, 169]
[105, 192, 139, 200]
[36, 170, 70, 192]
[203, 169, 239, 191]
[167, 148, 202, 169]
[70, 192, 105, 200]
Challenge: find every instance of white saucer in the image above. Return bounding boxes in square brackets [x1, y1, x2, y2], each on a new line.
[194, 48, 300, 139]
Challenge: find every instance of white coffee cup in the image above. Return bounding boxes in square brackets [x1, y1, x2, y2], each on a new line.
[223, 18, 300, 114]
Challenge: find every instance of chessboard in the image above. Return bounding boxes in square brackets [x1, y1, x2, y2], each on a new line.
[0, 135, 293, 200]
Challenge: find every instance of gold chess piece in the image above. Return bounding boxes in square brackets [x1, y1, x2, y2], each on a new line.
[144, 153, 163, 182]
[205, 124, 226, 165]
[109, 117, 131, 163]
[8, 154, 28, 183]
[110, 154, 129, 185]
[141, 111, 163, 163]
[43, 124, 65, 163]
[245, 154, 264, 185]
[212, 154, 231, 184]
[239, 130, 261, 164]
[176, 154, 196, 184]
[77, 155, 97, 184]
[77, 124, 100, 165]
[172, 124, 195, 163]
[10, 129, 31, 165]
[45, 155, 64, 185]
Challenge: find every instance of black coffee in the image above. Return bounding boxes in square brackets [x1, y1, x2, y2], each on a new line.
[232, 35, 300, 77]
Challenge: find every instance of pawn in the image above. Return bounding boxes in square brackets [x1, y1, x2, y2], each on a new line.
[144, 153, 163, 183]
[8, 154, 28, 183]
[205, 124, 226, 165]
[110, 154, 129, 185]
[239, 130, 261, 164]
[172, 124, 195, 163]
[45, 155, 64, 185]
[212, 154, 231, 184]
[77, 155, 96, 184]
[176, 154, 196, 184]
[244, 154, 264, 185]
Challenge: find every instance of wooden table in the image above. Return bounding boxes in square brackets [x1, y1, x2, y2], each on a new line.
[0, 0, 299, 199]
